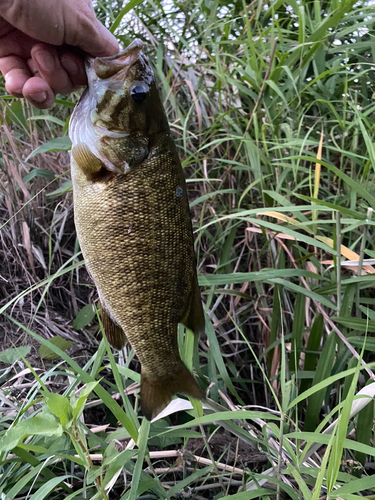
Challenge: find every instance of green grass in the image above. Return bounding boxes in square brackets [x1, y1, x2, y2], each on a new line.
[1, 0, 375, 498]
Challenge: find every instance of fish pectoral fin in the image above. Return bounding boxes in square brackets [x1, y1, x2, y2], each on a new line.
[140, 362, 205, 421]
[71, 143, 104, 180]
[100, 302, 127, 350]
[183, 278, 205, 335]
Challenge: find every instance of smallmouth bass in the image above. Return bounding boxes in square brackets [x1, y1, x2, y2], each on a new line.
[69, 39, 205, 420]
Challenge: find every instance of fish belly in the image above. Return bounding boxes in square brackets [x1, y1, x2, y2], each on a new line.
[73, 149, 196, 379]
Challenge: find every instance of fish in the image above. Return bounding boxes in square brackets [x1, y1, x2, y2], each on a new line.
[69, 39, 205, 420]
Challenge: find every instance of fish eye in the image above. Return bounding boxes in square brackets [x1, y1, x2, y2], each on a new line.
[130, 85, 148, 103]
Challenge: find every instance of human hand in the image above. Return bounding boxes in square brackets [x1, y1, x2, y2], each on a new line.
[0, 0, 119, 108]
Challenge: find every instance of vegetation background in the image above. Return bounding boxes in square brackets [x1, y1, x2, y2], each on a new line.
[1, 0, 375, 498]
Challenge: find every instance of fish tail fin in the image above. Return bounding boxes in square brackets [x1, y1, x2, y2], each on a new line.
[141, 363, 205, 421]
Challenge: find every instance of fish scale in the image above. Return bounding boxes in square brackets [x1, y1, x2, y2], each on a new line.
[69, 39, 205, 420]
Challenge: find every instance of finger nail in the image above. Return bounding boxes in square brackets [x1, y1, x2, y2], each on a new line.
[61, 57, 80, 76]
[4, 75, 25, 96]
[29, 91, 47, 103]
[5, 82, 23, 97]
[34, 50, 56, 72]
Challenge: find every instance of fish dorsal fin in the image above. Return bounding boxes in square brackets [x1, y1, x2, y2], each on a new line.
[183, 277, 205, 336]
[71, 143, 104, 180]
[100, 302, 127, 350]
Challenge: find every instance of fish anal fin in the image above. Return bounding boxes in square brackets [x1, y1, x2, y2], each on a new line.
[72, 143, 104, 180]
[184, 278, 205, 335]
[100, 302, 127, 350]
[141, 362, 205, 420]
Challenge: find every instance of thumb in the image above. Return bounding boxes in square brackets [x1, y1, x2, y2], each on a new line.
[66, 2, 119, 57]
[77, 18, 119, 57]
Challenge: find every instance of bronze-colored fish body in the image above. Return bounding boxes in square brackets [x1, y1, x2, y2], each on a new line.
[69, 40, 205, 420]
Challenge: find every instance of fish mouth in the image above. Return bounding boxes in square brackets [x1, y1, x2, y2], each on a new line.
[87, 39, 144, 79]
[69, 39, 150, 176]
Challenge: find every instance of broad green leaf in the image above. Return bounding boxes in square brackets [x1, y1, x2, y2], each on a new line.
[86, 466, 101, 485]
[0, 346, 30, 364]
[115, 364, 141, 383]
[73, 304, 96, 329]
[0, 414, 63, 451]
[39, 335, 74, 360]
[46, 180, 73, 197]
[26, 136, 72, 160]
[72, 381, 100, 420]
[44, 392, 73, 427]
[22, 168, 55, 184]
[7, 315, 139, 441]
